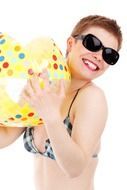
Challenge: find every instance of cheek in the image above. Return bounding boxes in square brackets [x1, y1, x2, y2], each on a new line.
[104, 63, 109, 70]
[100, 64, 109, 75]
[67, 49, 77, 64]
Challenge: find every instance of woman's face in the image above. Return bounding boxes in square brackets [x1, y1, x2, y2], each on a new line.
[67, 26, 119, 81]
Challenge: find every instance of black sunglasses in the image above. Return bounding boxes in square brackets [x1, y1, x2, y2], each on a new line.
[73, 34, 119, 65]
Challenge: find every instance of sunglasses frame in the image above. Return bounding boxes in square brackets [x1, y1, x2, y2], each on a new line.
[73, 34, 119, 65]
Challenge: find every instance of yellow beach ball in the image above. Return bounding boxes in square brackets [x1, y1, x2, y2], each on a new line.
[0, 33, 71, 127]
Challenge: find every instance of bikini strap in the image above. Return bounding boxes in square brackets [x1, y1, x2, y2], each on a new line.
[67, 89, 80, 117]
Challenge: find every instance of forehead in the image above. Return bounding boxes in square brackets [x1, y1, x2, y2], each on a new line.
[82, 26, 118, 50]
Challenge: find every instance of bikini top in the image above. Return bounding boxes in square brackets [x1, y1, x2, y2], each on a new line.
[23, 89, 80, 160]
[23, 89, 98, 160]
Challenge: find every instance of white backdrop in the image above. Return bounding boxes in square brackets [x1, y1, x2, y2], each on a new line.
[0, 0, 127, 189]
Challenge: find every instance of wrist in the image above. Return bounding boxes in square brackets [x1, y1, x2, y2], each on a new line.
[42, 112, 62, 126]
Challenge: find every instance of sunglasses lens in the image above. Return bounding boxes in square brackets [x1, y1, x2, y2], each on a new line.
[75, 34, 119, 66]
[103, 48, 119, 65]
[83, 34, 102, 52]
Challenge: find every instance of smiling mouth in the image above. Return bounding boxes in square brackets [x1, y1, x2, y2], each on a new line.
[82, 58, 99, 71]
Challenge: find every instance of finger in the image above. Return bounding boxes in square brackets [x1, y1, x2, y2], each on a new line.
[39, 69, 50, 89]
[48, 79, 57, 92]
[30, 75, 42, 93]
[59, 79, 67, 98]
[21, 89, 37, 108]
[21, 90, 30, 102]
[59, 79, 66, 96]
[39, 69, 49, 80]
[27, 79, 36, 95]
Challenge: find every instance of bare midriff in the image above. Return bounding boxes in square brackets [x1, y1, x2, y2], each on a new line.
[34, 154, 98, 190]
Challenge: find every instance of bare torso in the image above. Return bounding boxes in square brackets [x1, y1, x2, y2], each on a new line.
[34, 153, 99, 190]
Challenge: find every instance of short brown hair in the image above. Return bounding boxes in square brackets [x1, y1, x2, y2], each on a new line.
[71, 15, 122, 50]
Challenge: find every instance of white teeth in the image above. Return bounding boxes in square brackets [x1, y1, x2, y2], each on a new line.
[84, 60, 97, 70]
[87, 62, 97, 70]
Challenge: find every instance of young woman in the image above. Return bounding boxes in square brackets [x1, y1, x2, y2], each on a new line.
[0, 15, 122, 190]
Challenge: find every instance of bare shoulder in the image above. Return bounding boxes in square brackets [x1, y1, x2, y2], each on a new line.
[73, 82, 108, 134]
[76, 83, 108, 112]
[81, 82, 107, 100]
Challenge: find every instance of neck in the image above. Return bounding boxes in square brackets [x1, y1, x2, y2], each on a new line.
[67, 77, 91, 95]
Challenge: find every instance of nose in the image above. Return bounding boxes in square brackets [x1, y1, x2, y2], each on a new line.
[92, 50, 103, 62]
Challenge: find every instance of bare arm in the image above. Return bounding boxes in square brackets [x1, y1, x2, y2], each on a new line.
[0, 126, 25, 148]
[43, 85, 108, 178]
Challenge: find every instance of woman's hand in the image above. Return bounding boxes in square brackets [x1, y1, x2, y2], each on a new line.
[21, 70, 66, 123]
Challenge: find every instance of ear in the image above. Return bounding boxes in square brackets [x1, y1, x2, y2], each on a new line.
[66, 36, 74, 53]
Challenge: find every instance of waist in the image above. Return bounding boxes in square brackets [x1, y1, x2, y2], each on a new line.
[34, 155, 98, 190]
